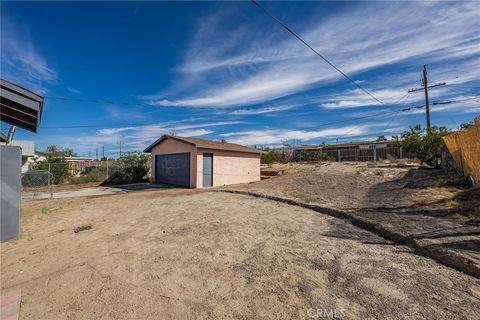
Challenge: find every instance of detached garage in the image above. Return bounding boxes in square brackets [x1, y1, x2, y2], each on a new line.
[144, 135, 262, 188]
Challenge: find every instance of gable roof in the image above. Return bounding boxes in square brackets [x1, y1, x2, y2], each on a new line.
[144, 135, 263, 154]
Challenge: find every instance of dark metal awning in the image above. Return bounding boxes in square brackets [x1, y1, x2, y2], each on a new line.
[0, 79, 44, 133]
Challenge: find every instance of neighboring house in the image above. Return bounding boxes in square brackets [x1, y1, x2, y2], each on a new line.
[273, 138, 408, 162]
[0, 140, 39, 173]
[63, 156, 95, 162]
[144, 135, 262, 188]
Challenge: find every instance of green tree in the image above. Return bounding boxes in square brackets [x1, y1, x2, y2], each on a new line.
[45, 145, 77, 157]
[401, 125, 450, 167]
[459, 121, 474, 130]
[30, 156, 71, 184]
[261, 150, 280, 165]
[107, 152, 150, 184]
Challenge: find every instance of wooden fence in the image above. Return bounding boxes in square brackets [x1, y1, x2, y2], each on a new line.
[443, 118, 480, 183]
[67, 160, 115, 175]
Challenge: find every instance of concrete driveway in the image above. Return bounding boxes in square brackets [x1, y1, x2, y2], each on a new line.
[21, 183, 173, 201]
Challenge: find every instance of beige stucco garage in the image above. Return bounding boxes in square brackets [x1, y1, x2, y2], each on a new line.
[144, 135, 262, 188]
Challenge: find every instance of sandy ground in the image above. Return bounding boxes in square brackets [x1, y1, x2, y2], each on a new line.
[243, 163, 463, 212]
[231, 163, 480, 276]
[1, 190, 479, 319]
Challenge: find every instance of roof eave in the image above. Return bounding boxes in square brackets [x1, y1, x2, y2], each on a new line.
[196, 144, 263, 154]
[143, 134, 197, 153]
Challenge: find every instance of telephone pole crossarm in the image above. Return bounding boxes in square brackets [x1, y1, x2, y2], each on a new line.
[408, 82, 446, 93]
[407, 65, 446, 130]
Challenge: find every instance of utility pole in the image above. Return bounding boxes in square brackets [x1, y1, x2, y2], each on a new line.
[102, 146, 105, 159]
[408, 65, 446, 130]
[95, 148, 98, 160]
[422, 66, 430, 129]
[118, 141, 122, 157]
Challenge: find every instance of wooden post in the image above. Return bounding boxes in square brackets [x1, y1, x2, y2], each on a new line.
[423, 65, 431, 130]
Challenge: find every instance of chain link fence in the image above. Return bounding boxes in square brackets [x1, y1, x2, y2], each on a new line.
[277, 146, 414, 163]
[21, 160, 118, 199]
[21, 170, 53, 200]
[21, 155, 150, 200]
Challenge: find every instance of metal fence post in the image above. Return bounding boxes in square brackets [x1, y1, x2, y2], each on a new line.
[48, 162, 52, 198]
[355, 149, 359, 162]
[399, 147, 403, 159]
[373, 147, 377, 162]
[338, 149, 341, 162]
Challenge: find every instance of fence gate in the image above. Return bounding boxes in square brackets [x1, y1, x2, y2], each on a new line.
[21, 170, 53, 200]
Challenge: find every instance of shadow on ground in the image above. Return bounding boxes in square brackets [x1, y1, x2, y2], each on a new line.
[358, 167, 480, 277]
[363, 168, 479, 224]
[103, 182, 181, 191]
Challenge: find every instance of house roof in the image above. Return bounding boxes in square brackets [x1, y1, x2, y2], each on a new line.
[144, 135, 263, 154]
[273, 139, 394, 151]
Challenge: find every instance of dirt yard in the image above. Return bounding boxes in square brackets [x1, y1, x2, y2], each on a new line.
[1, 189, 480, 319]
[236, 162, 478, 221]
[228, 163, 480, 277]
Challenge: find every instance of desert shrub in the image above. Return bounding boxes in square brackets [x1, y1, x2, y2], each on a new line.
[401, 125, 449, 167]
[104, 152, 149, 184]
[30, 156, 70, 184]
[261, 150, 280, 165]
[70, 167, 107, 184]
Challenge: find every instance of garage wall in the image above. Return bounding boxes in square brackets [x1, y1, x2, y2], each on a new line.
[196, 148, 260, 187]
[150, 139, 197, 188]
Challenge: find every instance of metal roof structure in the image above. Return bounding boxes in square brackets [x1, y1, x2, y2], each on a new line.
[0, 79, 44, 133]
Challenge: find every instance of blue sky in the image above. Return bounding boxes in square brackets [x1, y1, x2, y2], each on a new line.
[1, 1, 479, 157]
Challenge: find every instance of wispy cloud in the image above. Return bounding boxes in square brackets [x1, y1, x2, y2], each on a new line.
[220, 125, 371, 146]
[230, 104, 297, 115]
[145, 1, 480, 109]
[67, 120, 244, 153]
[67, 87, 81, 94]
[0, 13, 57, 92]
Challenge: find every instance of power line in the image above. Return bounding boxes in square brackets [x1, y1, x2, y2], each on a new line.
[41, 122, 159, 129]
[27, 94, 480, 131]
[442, 85, 480, 97]
[43, 94, 470, 131]
[444, 84, 480, 89]
[250, 0, 384, 106]
[38, 104, 412, 132]
[230, 107, 424, 145]
[432, 96, 480, 105]
[406, 65, 446, 129]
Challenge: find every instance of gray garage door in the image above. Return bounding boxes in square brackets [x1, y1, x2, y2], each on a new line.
[155, 153, 190, 187]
